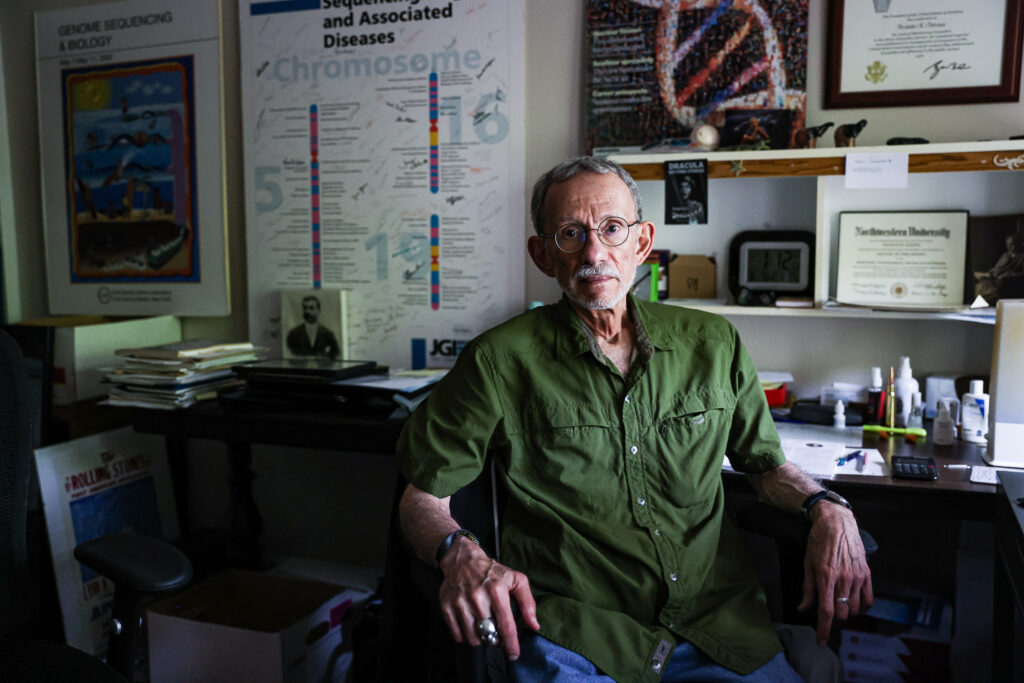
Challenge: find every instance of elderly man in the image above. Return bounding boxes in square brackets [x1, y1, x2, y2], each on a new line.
[397, 157, 871, 681]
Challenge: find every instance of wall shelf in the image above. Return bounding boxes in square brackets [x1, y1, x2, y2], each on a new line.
[613, 139, 1024, 180]
[611, 140, 1024, 324]
[664, 299, 997, 324]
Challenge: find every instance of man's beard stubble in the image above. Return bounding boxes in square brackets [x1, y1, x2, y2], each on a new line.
[566, 263, 631, 310]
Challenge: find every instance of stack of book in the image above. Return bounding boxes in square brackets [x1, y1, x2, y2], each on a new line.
[103, 340, 261, 409]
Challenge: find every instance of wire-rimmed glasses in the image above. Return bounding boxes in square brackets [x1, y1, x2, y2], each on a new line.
[541, 217, 640, 253]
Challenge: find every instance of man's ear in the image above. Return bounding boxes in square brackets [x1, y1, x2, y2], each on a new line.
[634, 220, 656, 264]
[528, 235, 557, 278]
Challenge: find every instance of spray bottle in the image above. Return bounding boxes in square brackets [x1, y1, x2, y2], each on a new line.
[866, 366, 885, 425]
[933, 399, 956, 446]
[893, 356, 919, 428]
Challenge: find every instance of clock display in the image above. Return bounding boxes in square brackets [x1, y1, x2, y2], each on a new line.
[728, 230, 815, 303]
[747, 248, 802, 283]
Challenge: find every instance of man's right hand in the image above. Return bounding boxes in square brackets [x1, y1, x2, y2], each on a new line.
[437, 535, 540, 662]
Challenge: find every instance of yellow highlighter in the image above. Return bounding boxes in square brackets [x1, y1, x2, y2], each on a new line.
[862, 424, 927, 441]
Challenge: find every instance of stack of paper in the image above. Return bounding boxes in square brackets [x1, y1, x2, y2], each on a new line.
[103, 340, 262, 409]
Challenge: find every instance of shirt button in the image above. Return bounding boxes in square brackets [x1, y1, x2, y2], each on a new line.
[670, 572, 678, 581]
[637, 497, 646, 506]
[630, 445, 638, 454]
[654, 528, 661, 536]
[625, 395, 631, 403]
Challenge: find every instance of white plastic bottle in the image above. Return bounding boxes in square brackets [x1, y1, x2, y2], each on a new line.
[893, 356, 919, 428]
[961, 379, 990, 444]
[833, 399, 846, 428]
[933, 401, 956, 446]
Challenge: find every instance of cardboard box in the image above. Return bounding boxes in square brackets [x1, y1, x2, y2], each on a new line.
[148, 569, 370, 683]
[668, 254, 716, 299]
[19, 315, 181, 405]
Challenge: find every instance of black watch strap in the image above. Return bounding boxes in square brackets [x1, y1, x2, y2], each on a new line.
[802, 491, 830, 519]
[801, 489, 852, 520]
[435, 529, 480, 565]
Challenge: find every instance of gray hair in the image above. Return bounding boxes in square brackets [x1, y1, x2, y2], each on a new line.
[529, 156, 643, 236]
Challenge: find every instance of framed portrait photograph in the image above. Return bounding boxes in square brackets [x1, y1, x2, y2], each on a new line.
[281, 289, 348, 361]
[835, 211, 968, 309]
[968, 214, 1024, 306]
[826, 0, 1024, 108]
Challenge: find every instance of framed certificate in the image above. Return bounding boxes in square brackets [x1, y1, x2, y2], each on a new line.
[835, 211, 968, 308]
[826, 0, 1024, 108]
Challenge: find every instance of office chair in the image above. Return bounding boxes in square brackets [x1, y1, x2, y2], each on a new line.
[0, 328, 193, 682]
[378, 461, 877, 683]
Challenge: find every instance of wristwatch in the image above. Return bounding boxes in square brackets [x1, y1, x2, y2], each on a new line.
[801, 490, 852, 520]
[435, 528, 480, 565]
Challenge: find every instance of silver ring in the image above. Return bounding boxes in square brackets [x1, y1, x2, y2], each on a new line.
[836, 596, 850, 604]
[475, 617, 500, 646]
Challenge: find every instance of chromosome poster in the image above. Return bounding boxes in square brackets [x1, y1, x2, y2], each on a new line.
[240, 0, 525, 369]
[35, 0, 228, 316]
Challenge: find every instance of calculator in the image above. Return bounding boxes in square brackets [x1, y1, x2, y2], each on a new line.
[890, 455, 938, 480]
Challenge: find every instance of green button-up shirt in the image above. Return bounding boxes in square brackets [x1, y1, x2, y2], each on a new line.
[398, 295, 786, 682]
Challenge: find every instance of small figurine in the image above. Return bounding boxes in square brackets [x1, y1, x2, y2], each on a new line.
[834, 119, 867, 147]
[887, 137, 930, 145]
[792, 122, 834, 149]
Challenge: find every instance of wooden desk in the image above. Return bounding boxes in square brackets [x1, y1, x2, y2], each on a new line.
[994, 471, 1024, 681]
[722, 427, 1002, 678]
[129, 401, 404, 566]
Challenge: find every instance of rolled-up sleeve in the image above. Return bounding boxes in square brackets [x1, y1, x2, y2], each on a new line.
[396, 340, 505, 498]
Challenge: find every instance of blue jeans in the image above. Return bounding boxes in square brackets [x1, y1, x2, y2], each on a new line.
[513, 633, 804, 682]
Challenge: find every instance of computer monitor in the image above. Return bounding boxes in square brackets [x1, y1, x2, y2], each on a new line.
[985, 299, 1024, 468]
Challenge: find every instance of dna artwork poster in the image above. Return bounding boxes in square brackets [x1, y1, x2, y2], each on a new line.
[585, 0, 809, 154]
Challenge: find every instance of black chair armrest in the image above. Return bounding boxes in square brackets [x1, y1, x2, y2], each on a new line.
[74, 534, 192, 595]
[736, 502, 878, 558]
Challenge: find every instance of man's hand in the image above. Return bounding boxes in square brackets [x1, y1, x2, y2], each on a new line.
[438, 536, 540, 661]
[798, 502, 874, 644]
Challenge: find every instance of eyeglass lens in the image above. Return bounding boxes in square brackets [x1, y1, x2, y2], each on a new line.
[554, 218, 631, 252]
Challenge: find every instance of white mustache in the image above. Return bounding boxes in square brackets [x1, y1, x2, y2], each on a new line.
[573, 264, 621, 282]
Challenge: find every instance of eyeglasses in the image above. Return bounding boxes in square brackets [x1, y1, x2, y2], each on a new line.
[541, 217, 640, 253]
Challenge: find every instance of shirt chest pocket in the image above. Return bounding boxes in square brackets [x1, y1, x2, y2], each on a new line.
[651, 390, 736, 506]
[508, 404, 627, 513]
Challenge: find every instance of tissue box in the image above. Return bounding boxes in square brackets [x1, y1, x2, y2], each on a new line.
[148, 569, 370, 683]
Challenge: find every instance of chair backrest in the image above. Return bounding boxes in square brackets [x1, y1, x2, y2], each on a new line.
[0, 328, 35, 636]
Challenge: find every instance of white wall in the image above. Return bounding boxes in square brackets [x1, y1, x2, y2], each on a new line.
[0, 0, 1015, 566]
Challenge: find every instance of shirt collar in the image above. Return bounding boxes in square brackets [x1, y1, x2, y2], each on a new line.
[552, 293, 670, 363]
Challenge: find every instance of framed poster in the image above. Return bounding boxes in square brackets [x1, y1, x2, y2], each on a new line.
[835, 211, 968, 309]
[239, 0, 525, 370]
[35, 0, 228, 316]
[826, 0, 1024, 108]
[586, 0, 809, 153]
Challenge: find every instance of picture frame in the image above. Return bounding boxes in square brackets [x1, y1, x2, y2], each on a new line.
[826, 0, 1024, 108]
[835, 211, 968, 309]
[280, 289, 349, 361]
[967, 213, 1024, 306]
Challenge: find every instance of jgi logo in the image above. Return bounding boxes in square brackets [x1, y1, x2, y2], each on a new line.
[431, 339, 468, 357]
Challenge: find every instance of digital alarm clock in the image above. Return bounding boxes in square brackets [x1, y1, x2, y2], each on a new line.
[728, 230, 814, 305]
